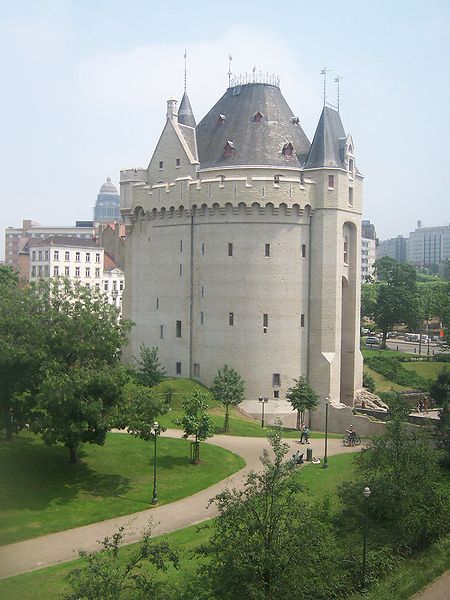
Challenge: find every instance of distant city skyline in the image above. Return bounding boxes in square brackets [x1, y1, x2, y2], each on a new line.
[1, 0, 449, 259]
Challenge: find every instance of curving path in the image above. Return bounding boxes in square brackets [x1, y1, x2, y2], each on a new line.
[0, 430, 358, 580]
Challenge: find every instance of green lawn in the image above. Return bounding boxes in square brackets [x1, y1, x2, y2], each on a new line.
[0, 453, 356, 599]
[403, 361, 449, 380]
[0, 432, 244, 546]
[364, 366, 409, 392]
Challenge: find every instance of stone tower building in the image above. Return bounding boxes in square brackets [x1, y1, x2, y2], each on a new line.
[120, 77, 363, 430]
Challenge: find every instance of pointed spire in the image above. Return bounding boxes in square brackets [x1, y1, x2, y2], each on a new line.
[304, 106, 346, 169]
[178, 92, 196, 128]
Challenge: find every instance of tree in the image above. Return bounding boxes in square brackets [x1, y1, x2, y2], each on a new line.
[430, 369, 450, 468]
[176, 390, 215, 464]
[193, 425, 347, 599]
[64, 523, 178, 600]
[134, 344, 166, 388]
[337, 395, 450, 554]
[285, 376, 319, 429]
[372, 257, 419, 347]
[31, 279, 132, 462]
[210, 365, 245, 432]
[0, 274, 44, 440]
[33, 365, 128, 463]
[361, 282, 377, 320]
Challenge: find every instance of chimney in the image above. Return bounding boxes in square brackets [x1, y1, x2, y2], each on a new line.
[166, 98, 178, 121]
[417, 220, 422, 229]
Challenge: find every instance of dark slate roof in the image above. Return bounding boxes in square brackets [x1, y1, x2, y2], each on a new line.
[179, 123, 198, 162]
[196, 83, 310, 169]
[27, 236, 98, 248]
[304, 106, 346, 169]
[178, 92, 196, 128]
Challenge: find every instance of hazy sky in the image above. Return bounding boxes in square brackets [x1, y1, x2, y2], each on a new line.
[1, 0, 449, 259]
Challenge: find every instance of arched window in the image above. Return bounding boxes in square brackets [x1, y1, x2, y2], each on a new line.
[282, 142, 294, 158]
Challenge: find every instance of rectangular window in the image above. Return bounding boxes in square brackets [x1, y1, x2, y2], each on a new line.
[176, 320, 182, 337]
[344, 238, 349, 265]
[53, 266, 59, 276]
[176, 362, 181, 375]
[119, 281, 124, 291]
[265, 243, 270, 257]
[95, 253, 101, 263]
[38, 265, 43, 276]
[300, 314, 305, 327]
[85, 268, 90, 277]
[301, 244, 306, 258]
[65, 266, 70, 276]
[159, 161, 163, 169]
[95, 268, 100, 278]
[32, 250, 36, 261]
[349, 187, 354, 206]
[200, 311, 204, 325]
[85, 253, 90, 262]
[176, 158, 181, 167]
[103, 280, 108, 290]
[156, 297, 159, 309]
[179, 264, 183, 276]
[53, 250, 59, 261]
[274, 390, 280, 399]
[194, 363, 200, 377]
[45, 250, 49, 260]
[180, 240, 183, 252]
[201, 242, 205, 255]
[229, 312, 234, 326]
[75, 267, 80, 277]
[31, 266, 36, 276]
[328, 174, 334, 189]
[201, 286, 205, 299]
[65, 251, 70, 261]
[228, 243, 233, 257]
[160, 325, 164, 339]
[95, 282, 100, 290]
[273, 373, 281, 386]
[263, 313, 269, 328]
[75, 252, 80, 262]
[39, 250, 44, 261]
[349, 157, 354, 176]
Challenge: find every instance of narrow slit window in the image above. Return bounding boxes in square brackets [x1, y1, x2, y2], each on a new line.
[201, 242, 205, 255]
[228, 243, 233, 257]
[265, 243, 270, 257]
[300, 314, 305, 327]
[156, 297, 159, 309]
[179, 264, 183, 276]
[344, 237, 349, 265]
[176, 320, 182, 338]
[201, 285, 205, 299]
[263, 314, 269, 328]
[160, 325, 164, 339]
[180, 240, 183, 252]
[301, 244, 306, 258]
[194, 363, 200, 377]
[274, 390, 280, 399]
[176, 158, 180, 167]
[229, 312, 234, 326]
[349, 187, 354, 206]
[159, 161, 163, 169]
[176, 362, 181, 375]
[328, 174, 334, 189]
[200, 311, 204, 325]
[273, 373, 281, 386]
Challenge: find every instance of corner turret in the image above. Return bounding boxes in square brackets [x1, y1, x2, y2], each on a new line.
[178, 92, 196, 128]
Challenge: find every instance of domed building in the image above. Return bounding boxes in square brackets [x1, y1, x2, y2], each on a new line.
[94, 177, 121, 223]
[120, 76, 364, 431]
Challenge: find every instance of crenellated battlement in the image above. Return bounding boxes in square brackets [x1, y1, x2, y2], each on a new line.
[121, 171, 316, 218]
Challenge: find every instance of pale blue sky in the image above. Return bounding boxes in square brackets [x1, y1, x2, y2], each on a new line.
[1, 0, 449, 258]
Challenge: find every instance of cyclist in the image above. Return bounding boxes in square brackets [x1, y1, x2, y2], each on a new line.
[346, 424, 357, 446]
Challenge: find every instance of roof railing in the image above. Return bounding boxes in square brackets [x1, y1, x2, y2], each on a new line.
[229, 71, 280, 89]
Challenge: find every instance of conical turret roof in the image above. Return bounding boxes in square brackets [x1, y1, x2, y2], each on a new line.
[178, 92, 196, 128]
[196, 83, 310, 169]
[304, 106, 346, 169]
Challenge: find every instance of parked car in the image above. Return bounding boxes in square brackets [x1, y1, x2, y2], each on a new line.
[365, 336, 381, 345]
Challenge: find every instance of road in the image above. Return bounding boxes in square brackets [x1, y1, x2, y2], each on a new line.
[365, 338, 442, 355]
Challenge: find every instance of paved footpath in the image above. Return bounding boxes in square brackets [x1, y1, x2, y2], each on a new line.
[0, 431, 357, 580]
[411, 570, 450, 600]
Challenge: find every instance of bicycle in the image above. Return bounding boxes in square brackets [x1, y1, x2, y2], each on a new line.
[342, 433, 361, 447]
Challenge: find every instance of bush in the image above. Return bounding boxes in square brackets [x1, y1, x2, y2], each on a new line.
[363, 371, 376, 393]
[364, 355, 429, 390]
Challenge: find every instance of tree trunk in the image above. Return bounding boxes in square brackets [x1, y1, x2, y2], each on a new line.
[381, 330, 387, 349]
[68, 446, 78, 464]
[296, 410, 301, 430]
[224, 404, 230, 432]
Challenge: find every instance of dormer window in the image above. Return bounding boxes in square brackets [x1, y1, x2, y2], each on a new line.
[159, 161, 163, 169]
[291, 116, 300, 125]
[253, 111, 264, 123]
[217, 114, 226, 125]
[219, 175, 225, 183]
[223, 141, 235, 158]
[274, 175, 280, 184]
[282, 142, 294, 158]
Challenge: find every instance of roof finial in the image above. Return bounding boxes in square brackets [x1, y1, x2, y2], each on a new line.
[334, 75, 343, 112]
[228, 55, 232, 88]
[321, 67, 331, 106]
[184, 49, 187, 92]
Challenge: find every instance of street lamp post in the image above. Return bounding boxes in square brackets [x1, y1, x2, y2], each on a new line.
[323, 396, 329, 469]
[362, 486, 371, 588]
[258, 396, 269, 428]
[151, 421, 161, 505]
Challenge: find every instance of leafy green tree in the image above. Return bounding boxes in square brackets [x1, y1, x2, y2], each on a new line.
[373, 257, 419, 347]
[361, 282, 377, 320]
[64, 524, 178, 600]
[337, 395, 450, 554]
[176, 390, 214, 464]
[210, 365, 245, 432]
[285, 376, 319, 429]
[430, 369, 450, 468]
[193, 425, 347, 599]
[34, 365, 128, 463]
[0, 275, 44, 440]
[134, 344, 166, 388]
